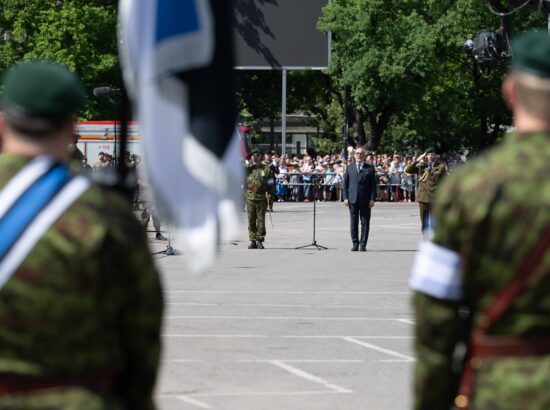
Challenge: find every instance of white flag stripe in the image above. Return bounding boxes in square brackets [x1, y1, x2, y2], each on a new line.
[0, 176, 91, 289]
[119, 0, 243, 271]
[0, 156, 53, 219]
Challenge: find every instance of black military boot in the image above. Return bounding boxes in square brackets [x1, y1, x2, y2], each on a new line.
[248, 241, 257, 249]
[256, 241, 264, 249]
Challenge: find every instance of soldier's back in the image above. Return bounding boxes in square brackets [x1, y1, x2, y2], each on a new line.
[0, 154, 163, 410]
[432, 132, 550, 409]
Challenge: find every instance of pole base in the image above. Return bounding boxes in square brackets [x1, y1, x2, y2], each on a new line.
[295, 241, 328, 251]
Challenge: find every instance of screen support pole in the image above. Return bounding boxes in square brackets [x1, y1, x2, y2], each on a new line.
[281, 67, 287, 156]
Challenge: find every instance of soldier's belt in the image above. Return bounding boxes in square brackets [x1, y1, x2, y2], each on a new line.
[0, 372, 115, 394]
[469, 334, 550, 358]
[247, 187, 265, 193]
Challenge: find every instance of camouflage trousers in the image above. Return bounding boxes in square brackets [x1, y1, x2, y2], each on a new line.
[247, 199, 267, 241]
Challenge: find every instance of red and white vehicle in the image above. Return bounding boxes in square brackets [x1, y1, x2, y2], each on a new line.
[75, 121, 141, 163]
[76, 121, 252, 164]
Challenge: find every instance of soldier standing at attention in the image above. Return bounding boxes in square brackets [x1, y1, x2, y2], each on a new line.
[246, 148, 276, 249]
[410, 31, 550, 410]
[404, 147, 446, 233]
[0, 62, 163, 409]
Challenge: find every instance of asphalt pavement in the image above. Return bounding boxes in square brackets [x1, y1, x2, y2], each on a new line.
[148, 201, 421, 410]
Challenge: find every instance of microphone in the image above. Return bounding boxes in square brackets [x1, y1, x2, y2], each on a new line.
[93, 87, 119, 97]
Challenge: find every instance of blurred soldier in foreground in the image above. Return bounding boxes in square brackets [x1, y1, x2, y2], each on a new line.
[404, 147, 446, 233]
[410, 31, 550, 410]
[0, 62, 163, 409]
[246, 148, 276, 249]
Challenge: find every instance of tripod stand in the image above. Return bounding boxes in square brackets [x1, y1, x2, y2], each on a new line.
[295, 182, 327, 250]
[152, 224, 176, 256]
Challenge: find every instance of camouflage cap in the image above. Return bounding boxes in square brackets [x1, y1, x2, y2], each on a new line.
[2, 61, 85, 123]
[511, 31, 550, 79]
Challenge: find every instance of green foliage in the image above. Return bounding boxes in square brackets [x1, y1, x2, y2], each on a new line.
[319, 0, 547, 152]
[0, 0, 119, 119]
[312, 136, 343, 156]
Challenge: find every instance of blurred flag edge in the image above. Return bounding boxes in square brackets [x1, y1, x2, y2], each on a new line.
[119, 0, 243, 271]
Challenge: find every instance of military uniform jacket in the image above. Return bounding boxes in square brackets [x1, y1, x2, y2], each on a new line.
[246, 162, 276, 201]
[0, 154, 163, 410]
[413, 132, 550, 410]
[404, 159, 446, 203]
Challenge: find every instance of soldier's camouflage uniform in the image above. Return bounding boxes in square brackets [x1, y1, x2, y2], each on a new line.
[246, 162, 276, 242]
[413, 132, 550, 409]
[262, 160, 277, 212]
[404, 159, 446, 230]
[0, 154, 163, 410]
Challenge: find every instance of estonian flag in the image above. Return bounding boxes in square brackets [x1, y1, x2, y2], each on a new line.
[119, 0, 242, 271]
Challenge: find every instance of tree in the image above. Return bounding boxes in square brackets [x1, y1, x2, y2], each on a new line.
[0, 0, 119, 119]
[236, 70, 343, 146]
[319, 0, 439, 151]
[319, 0, 546, 153]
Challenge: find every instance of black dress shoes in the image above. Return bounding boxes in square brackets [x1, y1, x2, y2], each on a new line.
[248, 241, 257, 249]
[351, 244, 359, 251]
[360, 245, 367, 252]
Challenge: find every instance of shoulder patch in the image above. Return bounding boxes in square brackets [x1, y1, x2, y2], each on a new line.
[409, 240, 464, 301]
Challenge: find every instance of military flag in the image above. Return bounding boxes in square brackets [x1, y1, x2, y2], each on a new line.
[119, 0, 242, 270]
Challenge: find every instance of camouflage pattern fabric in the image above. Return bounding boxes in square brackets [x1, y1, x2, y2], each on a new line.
[247, 199, 267, 241]
[246, 163, 275, 241]
[413, 132, 550, 409]
[0, 154, 163, 410]
[246, 163, 275, 201]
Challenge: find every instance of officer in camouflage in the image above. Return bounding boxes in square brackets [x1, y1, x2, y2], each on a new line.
[404, 147, 446, 232]
[246, 148, 277, 249]
[0, 62, 163, 409]
[410, 32, 550, 410]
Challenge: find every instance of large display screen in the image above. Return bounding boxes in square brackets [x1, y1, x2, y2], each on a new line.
[233, 0, 330, 69]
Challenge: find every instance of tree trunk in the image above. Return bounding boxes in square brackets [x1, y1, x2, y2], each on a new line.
[354, 108, 367, 147]
[367, 105, 393, 151]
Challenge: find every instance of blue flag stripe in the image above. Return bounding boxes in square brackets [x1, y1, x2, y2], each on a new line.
[0, 164, 71, 260]
[156, 0, 200, 44]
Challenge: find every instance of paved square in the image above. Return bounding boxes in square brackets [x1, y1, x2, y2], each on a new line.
[149, 201, 421, 410]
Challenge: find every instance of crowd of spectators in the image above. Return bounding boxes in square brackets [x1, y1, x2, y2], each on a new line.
[256, 149, 465, 203]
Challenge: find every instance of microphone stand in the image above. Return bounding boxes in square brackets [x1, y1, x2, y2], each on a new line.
[295, 176, 327, 250]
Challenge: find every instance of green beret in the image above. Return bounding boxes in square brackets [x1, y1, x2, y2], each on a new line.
[251, 148, 261, 155]
[424, 147, 435, 154]
[2, 61, 85, 122]
[511, 31, 550, 79]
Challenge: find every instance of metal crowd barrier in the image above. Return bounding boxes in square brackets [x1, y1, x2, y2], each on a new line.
[272, 170, 416, 202]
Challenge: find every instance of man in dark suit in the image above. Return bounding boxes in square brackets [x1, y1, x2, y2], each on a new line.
[343, 147, 376, 251]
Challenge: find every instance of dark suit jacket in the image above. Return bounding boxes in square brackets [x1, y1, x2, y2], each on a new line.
[342, 162, 376, 205]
